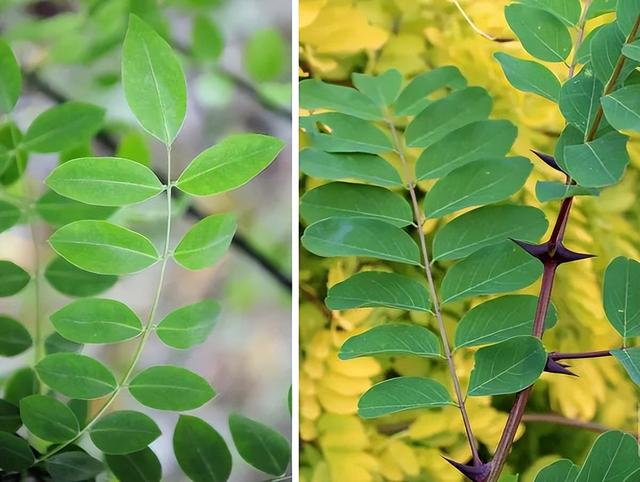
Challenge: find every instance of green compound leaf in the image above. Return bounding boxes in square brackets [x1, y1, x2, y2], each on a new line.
[0, 200, 20, 234]
[299, 78, 382, 120]
[301, 112, 393, 154]
[415, 119, 517, 180]
[339, 324, 441, 360]
[0, 39, 21, 114]
[45, 257, 117, 298]
[229, 412, 291, 476]
[602, 85, 640, 132]
[468, 335, 547, 396]
[45, 451, 104, 482]
[603, 257, 640, 338]
[21, 102, 105, 153]
[302, 218, 421, 265]
[129, 365, 215, 411]
[575, 431, 640, 482]
[5, 368, 40, 406]
[176, 134, 284, 196]
[393, 66, 467, 116]
[505, 3, 572, 62]
[623, 39, 640, 62]
[299, 148, 402, 187]
[174, 415, 232, 482]
[0, 399, 21, 433]
[559, 68, 604, 134]
[358, 377, 453, 419]
[405, 87, 492, 148]
[534, 459, 579, 482]
[326, 271, 430, 312]
[51, 298, 143, 344]
[0, 432, 34, 471]
[535, 181, 599, 202]
[611, 347, 640, 386]
[352, 69, 402, 108]
[424, 157, 532, 219]
[440, 241, 543, 304]
[44, 332, 83, 355]
[46, 157, 164, 207]
[49, 220, 160, 275]
[156, 299, 220, 349]
[455, 295, 557, 349]
[245, 28, 285, 82]
[0, 260, 30, 297]
[106, 447, 162, 482]
[19, 394, 79, 443]
[521, 0, 581, 25]
[36, 190, 117, 227]
[122, 15, 186, 145]
[90, 410, 161, 455]
[590, 24, 638, 84]
[433, 205, 548, 261]
[0, 316, 32, 356]
[173, 214, 236, 270]
[35, 353, 117, 399]
[494, 52, 561, 102]
[300, 182, 412, 227]
[565, 131, 629, 188]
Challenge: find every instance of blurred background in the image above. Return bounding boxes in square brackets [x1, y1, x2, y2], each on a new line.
[0, 0, 292, 480]
[299, 1, 640, 481]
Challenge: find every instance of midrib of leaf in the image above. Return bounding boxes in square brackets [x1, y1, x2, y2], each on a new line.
[27, 412, 76, 437]
[56, 317, 140, 332]
[584, 142, 616, 182]
[55, 178, 161, 191]
[56, 239, 158, 260]
[176, 234, 232, 256]
[37, 367, 115, 390]
[470, 348, 540, 394]
[142, 41, 171, 145]
[607, 95, 640, 123]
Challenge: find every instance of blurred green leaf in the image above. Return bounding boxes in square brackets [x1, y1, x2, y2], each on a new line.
[0, 39, 21, 114]
[19, 394, 79, 443]
[245, 28, 285, 82]
[45, 451, 104, 482]
[0, 399, 20, 433]
[534, 459, 579, 482]
[192, 14, 224, 62]
[36, 190, 117, 227]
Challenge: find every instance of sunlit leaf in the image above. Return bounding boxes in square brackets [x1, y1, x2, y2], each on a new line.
[468, 336, 547, 396]
[520, 0, 581, 25]
[46, 157, 164, 207]
[394, 66, 467, 116]
[455, 295, 557, 349]
[302, 218, 421, 265]
[611, 347, 640, 386]
[440, 241, 543, 304]
[35, 353, 117, 399]
[129, 365, 215, 411]
[156, 300, 220, 349]
[122, 15, 186, 145]
[340, 324, 441, 360]
[229, 412, 291, 476]
[51, 298, 143, 344]
[326, 271, 429, 311]
[299, 148, 402, 187]
[590, 24, 638, 84]
[415, 120, 517, 180]
[300, 182, 412, 227]
[173, 214, 236, 270]
[358, 377, 453, 418]
[176, 134, 284, 196]
[49, 220, 160, 275]
[174, 415, 232, 481]
[301, 112, 392, 153]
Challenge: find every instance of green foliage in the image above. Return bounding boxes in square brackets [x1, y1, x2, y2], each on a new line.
[0, 10, 289, 481]
[339, 323, 441, 359]
[245, 28, 285, 82]
[357, 377, 453, 418]
[494, 52, 561, 102]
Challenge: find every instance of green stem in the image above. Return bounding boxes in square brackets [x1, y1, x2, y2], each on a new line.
[37, 146, 174, 462]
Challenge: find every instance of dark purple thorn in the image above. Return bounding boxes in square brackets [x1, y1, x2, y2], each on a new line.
[553, 244, 595, 265]
[442, 457, 492, 481]
[545, 356, 578, 377]
[531, 150, 565, 174]
[510, 239, 550, 263]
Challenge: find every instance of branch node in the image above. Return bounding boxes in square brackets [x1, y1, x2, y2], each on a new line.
[443, 457, 492, 482]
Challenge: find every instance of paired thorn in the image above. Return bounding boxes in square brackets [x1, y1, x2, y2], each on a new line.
[531, 150, 565, 174]
[545, 356, 578, 377]
[510, 239, 595, 266]
[443, 457, 492, 482]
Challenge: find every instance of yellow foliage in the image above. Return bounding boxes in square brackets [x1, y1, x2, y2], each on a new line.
[300, 0, 640, 480]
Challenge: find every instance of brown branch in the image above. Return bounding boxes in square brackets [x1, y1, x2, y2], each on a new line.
[486, 13, 640, 482]
[521, 413, 632, 436]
